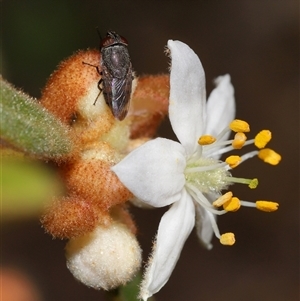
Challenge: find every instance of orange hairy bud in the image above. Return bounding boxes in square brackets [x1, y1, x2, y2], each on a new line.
[41, 196, 106, 239]
[40, 49, 101, 125]
[62, 158, 133, 211]
[129, 74, 169, 139]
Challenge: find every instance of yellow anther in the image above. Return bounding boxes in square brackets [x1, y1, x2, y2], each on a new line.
[229, 119, 250, 133]
[213, 191, 233, 207]
[220, 233, 235, 246]
[223, 197, 241, 212]
[225, 155, 241, 168]
[198, 135, 216, 145]
[248, 178, 259, 189]
[256, 201, 279, 212]
[255, 130, 272, 149]
[232, 132, 247, 149]
[258, 148, 281, 165]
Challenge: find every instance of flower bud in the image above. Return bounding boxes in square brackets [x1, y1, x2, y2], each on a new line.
[40, 49, 101, 125]
[129, 74, 169, 139]
[65, 221, 142, 290]
[62, 157, 133, 210]
[41, 196, 103, 239]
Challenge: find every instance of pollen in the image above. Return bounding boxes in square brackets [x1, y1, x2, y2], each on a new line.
[225, 155, 241, 168]
[255, 130, 272, 149]
[213, 191, 233, 207]
[223, 197, 241, 212]
[229, 119, 250, 133]
[232, 132, 247, 149]
[258, 148, 281, 165]
[256, 200, 279, 212]
[220, 233, 235, 246]
[198, 135, 216, 145]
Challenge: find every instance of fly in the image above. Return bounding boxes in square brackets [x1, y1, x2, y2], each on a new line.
[84, 31, 133, 121]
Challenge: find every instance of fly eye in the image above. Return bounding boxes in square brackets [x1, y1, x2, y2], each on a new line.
[119, 36, 128, 45]
[100, 36, 115, 49]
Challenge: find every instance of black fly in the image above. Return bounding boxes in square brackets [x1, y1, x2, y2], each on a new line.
[85, 31, 133, 121]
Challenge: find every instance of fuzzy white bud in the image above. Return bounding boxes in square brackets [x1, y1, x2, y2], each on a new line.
[65, 222, 142, 290]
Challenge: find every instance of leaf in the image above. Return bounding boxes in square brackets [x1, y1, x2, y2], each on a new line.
[0, 77, 73, 160]
[1, 156, 63, 220]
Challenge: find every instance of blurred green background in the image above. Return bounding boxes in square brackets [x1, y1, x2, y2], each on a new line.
[2, 1, 299, 301]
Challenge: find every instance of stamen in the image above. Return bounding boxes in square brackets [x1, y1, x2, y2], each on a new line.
[207, 141, 256, 158]
[225, 155, 241, 168]
[184, 119, 279, 250]
[207, 145, 235, 158]
[239, 150, 259, 163]
[213, 191, 233, 207]
[223, 197, 241, 212]
[186, 183, 227, 215]
[258, 148, 281, 165]
[256, 200, 279, 212]
[220, 233, 235, 246]
[240, 200, 279, 212]
[232, 132, 247, 149]
[226, 177, 258, 189]
[203, 140, 235, 156]
[198, 135, 216, 145]
[214, 127, 232, 142]
[188, 149, 203, 164]
[206, 210, 221, 239]
[185, 161, 227, 173]
[240, 200, 256, 208]
[229, 119, 250, 133]
[255, 130, 272, 149]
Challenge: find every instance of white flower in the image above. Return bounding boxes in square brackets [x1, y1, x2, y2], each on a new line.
[112, 40, 280, 300]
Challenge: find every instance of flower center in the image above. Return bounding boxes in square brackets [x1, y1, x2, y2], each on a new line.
[184, 119, 281, 247]
[185, 157, 231, 194]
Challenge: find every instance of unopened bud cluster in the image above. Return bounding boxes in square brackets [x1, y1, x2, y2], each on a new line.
[39, 49, 169, 289]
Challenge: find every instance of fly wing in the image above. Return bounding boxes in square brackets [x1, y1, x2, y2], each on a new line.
[110, 66, 133, 120]
[101, 65, 114, 108]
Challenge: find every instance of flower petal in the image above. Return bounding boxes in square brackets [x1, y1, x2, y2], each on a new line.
[140, 190, 195, 300]
[194, 201, 215, 250]
[112, 137, 186, 208]
[205, 74, 235, 139]
[167, 40, 206, 155]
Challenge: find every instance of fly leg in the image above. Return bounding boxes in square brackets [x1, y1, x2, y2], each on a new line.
[93, 78, 103, 105]
[82, 61, 103, 105]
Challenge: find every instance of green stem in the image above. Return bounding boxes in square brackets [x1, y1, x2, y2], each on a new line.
[105, 272, 156, 301]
